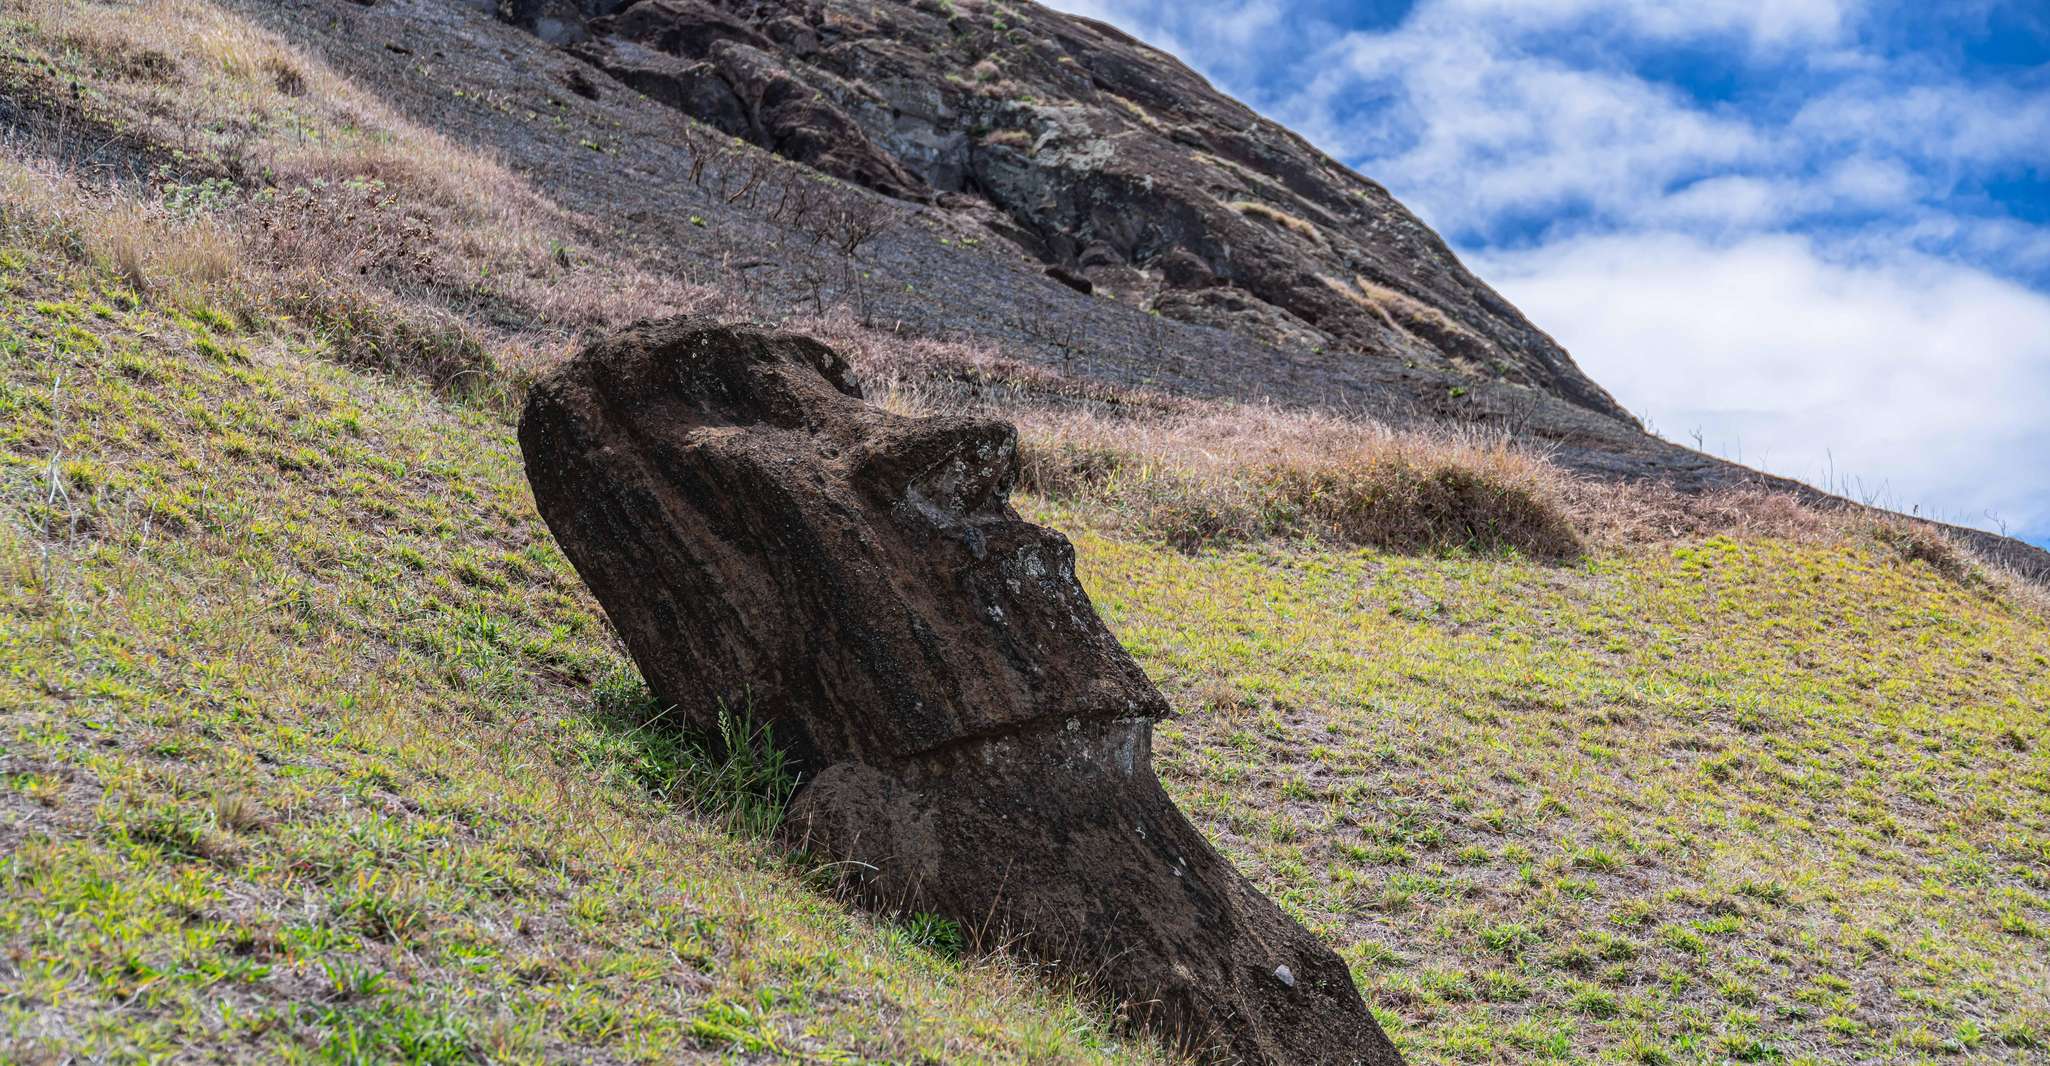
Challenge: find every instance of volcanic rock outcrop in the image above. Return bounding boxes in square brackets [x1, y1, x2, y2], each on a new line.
[519, 318, 1404, 1065]
[497, 0, 1629, 423]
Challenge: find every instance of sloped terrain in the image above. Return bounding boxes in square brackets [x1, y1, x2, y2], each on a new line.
[3, 1, 2049, 1065]
[4, 214, 2046, 1065]
[532, 0, 1630, 420]
[1072, 518, 2050, 1062]
[0, 246, 1171, 1063]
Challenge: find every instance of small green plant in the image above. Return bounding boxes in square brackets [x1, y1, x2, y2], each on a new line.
[1479, 969, 1530, 1001]
[902, 912, 966, 957]
[158, 172, 241, 217]
[584, 671, 797, 837]
[1478, 922, 1538, 955]
[331, 872, 427, 942]
[1567, 982, 1619, 1017]
[688, 998, 784, 1053]
[679, 700, 800, 839]
[322, 957, 391, 1001]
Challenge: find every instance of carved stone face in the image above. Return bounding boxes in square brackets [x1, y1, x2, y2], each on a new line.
[520, 318, 1400, 1065]
[519, 318, 1167, 768]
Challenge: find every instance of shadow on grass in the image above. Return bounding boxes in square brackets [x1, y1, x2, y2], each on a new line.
[578, 662, 798, 841]
[574, 661, 977, 960]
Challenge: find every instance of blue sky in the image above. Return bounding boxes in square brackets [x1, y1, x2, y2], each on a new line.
[1045, 0, 2050, 546]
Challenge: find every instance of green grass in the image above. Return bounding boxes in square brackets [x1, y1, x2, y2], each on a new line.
[0, 248, 1171, 1064]
[1034, 502, 2050, 1063]
[9, 2, 2042, 1059]
[3, 235, 2047, 1064]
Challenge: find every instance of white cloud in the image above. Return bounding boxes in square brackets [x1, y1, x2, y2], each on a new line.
[1047, 0, 1864, 59]
[1267, 6, 1798, 239]
[1818, 156, 1918, 206]
[1432, 0, 1860, 47]
[1230, 1, 2047, 245]
[1644, 159, 1919, 230]
[1480, 233, 2050, 534]
[1369, 58, 1759, 232]
[1040, 1, 1279, 88]
[1888, 213, 2050, 280]
[1791, 81, 2050, 168]
[1047, 0, 2050, 540]
[1649, 175, 1797, 229]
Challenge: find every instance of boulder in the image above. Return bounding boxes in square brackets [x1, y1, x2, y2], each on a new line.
[1045, 264, 1094, 294]
[519, 318, 1404, 1065]
[588, 0, 771, 59]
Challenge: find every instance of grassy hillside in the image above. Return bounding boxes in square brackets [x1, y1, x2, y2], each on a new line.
[6, 235, 2047, 1064]
[0, 248, 1167, 1063]
[1060, 516, 2050, 1063]
[4, 1, 2049, 1063]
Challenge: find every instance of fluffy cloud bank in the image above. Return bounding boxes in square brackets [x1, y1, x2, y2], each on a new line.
[1478, 234, 2050, 535]
[1047, 0, 2050, 542]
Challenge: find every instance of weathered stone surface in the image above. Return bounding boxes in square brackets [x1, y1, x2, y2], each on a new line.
[590, 0, 767, 57]
[566, 37, 747, 130]
[573, 2, 930, 201]
[1045, 264, 1094, 294]
[492, 0, 626, 44]
[519, 318, 1404, 1065]
[703, 40, 929, 201]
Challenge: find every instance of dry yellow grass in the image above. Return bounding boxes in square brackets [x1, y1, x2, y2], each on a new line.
[3, 0, 741, 400]
[0, 155, 235, 295]
[1010, 403, 1584, 558]
[1230, 199, 1324, 241]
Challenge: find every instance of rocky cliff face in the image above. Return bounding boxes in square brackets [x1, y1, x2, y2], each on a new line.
[498, 0, 1633, 423]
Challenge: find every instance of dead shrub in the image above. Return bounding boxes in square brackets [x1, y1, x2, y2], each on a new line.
[261, 55, 307, 97]
[1018, 439, 1125, 497]
[1012, 405, 1584, 560]
[1263, 458, 1581, 559]
[1566, 481, 1845, 549]
[799, 186, 898, 257]
[281, 285, 499, 403]
[1872, 520, 1984, 587]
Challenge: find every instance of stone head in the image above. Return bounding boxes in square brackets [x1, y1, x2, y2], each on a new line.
[519, 318, 1168, 768]
[521, 318, 1402, 1065]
